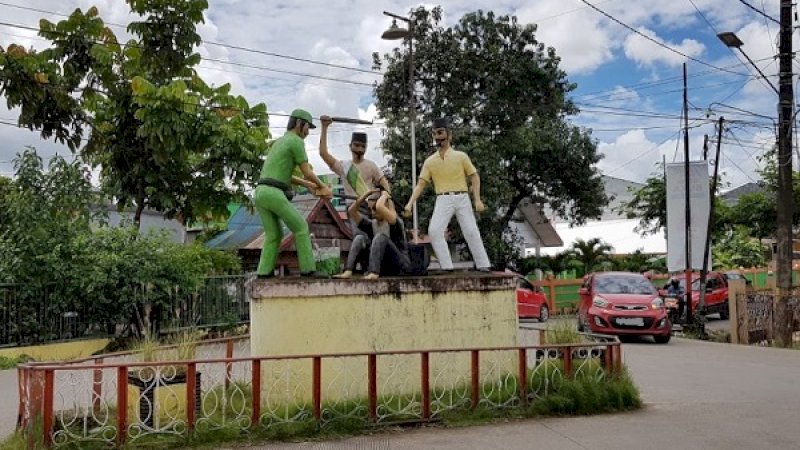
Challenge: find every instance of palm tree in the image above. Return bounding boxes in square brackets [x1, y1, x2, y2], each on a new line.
[569, 238, 614, 273]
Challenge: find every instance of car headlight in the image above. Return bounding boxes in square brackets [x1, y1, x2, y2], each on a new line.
[593, 296, 609, 309]
[651, 297, 665, 309]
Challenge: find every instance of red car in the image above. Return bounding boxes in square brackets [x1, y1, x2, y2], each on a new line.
[659, 271, 733, 320]
[577, 272, 671, 343]
[516, 276, 549, 322]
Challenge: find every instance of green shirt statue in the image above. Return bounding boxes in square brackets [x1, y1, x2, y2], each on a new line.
[255, 109, 332, 278]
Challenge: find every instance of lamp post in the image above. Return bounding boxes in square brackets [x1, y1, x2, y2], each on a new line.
[718, 23, 794, 345]
[381, 11, 418, 235]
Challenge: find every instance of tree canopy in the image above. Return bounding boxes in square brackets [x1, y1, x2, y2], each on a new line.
[372, 7, 608, 266]
[0, 0, 270, 228]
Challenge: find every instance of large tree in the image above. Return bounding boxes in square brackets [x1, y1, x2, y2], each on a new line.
[372, 7, 607, 266]
[0, 0, 269, 228]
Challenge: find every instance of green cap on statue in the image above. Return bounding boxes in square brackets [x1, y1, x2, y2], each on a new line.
[290, 109, 316, 128]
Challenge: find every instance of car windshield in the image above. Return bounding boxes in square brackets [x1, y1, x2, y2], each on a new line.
[595, 275, 656, 295]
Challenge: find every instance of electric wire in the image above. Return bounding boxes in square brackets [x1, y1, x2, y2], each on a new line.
[578, 0, 750, 76]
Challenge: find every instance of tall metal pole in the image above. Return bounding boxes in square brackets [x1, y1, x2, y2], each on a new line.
[699, 117, 724, 334]
[683, 62, 693, 325]
[408, 24, 418, 235]
[775, 0, 794, 345]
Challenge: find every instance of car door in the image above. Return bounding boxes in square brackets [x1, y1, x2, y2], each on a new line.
[709, 275, 726, 306]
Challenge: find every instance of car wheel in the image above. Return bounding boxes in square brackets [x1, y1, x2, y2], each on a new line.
[718, 304, 729, 320]
[654, 334, 671, 344]
[539, 305, 549, 323]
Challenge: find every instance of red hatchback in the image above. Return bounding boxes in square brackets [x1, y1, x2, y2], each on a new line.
[577, 272, 671, 343]
[516, 276, 549, 322]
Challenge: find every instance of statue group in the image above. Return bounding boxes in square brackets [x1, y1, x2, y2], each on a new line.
[255, 110, 490, 279]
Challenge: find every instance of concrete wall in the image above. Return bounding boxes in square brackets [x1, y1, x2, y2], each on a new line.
[248, 275, 518, 403]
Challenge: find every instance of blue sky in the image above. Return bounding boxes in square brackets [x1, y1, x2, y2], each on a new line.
[0, 0, 792, 190]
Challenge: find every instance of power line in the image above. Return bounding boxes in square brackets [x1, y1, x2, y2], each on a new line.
[0, 1, 380, 75]
[606, 129, 683, 176]
[202, 57, 374, 87]
[0, 30, 374, 94]
[686, 0, 779, 95]
[0, 21, 376, 89]
[579, 0, 750, 76]
[736, 0, 779, 24]
[573, 54, 782, 102]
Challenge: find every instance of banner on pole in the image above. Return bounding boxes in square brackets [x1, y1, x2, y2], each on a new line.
[666, 161, 711, 272]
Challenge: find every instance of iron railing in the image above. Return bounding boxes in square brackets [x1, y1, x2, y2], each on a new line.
[18, 338, 623, 448]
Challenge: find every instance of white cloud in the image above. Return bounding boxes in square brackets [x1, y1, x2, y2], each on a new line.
[516, 1, 615, 74]
[624, 27, 705, 67]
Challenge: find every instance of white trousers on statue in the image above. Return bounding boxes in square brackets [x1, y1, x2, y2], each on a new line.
[428, 193, 490, 270]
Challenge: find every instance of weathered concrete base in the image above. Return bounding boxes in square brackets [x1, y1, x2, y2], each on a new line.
[248, 273, 518, 402]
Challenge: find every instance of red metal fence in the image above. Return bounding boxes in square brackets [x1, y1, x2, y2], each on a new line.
[18, 339, 622, 448]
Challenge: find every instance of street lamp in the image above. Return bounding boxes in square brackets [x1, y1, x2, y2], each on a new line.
[718, 25, 794, 343]
[717, 32, 779, 95]
[381, 11, 418, 235]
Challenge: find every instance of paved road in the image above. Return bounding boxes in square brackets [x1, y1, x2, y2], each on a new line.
[247, 335, 800, 450]
[0, 369, 18, 439]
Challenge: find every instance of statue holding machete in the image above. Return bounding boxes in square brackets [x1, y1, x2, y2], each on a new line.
[319, 115, 393, 277]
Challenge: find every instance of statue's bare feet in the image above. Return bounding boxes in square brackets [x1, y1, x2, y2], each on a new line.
[333, 270, 353, 279]
[364, 272, 380, 280]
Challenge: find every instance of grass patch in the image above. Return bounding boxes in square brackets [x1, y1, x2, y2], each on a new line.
[544, 320, 582, 345]
[0, 354, 33, 370]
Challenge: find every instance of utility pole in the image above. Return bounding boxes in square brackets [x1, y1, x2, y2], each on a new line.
[698, 117, 724, 338]
[683, 62, 693, 325]
[775, 0, 794, 345]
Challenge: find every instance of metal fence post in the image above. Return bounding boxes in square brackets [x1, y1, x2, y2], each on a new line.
[312, 357, 322, 422]
[518, 349, 528, 406]
[421, 352, 430, 420]
[251, 360, 261, 427]
[186, 363, 197, 434]
[42, 370, 54, 447]
[471, 350, 480, 410]
[368, 354, 377, 421]
[116, 366, 128, 446]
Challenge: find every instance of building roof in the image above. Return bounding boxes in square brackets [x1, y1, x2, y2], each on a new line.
[720, 182, 767, 206]
[515, 199, 563, 247]
[203, 205, 263, 250]
[205, 195, 352, 251]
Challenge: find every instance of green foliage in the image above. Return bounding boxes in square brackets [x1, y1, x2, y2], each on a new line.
[712, 226, 768, 269]
[544, 321, 582, 344]
[0, 149, 242, 341]
[373, 7, 607, 267]
[617, 173, 666, 236]
[722, 191, 776, 240]
[0, 354, 33, 370]
[569, 238, 612, 273]
[0, 1, 270, 229]
[0, 147, 99, 286]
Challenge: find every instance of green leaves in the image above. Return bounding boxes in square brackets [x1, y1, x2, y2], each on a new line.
[0, 0, 270, 229]
[373, 6, 606, 267]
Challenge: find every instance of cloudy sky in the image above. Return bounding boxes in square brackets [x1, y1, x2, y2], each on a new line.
[0, 0, 793, 190]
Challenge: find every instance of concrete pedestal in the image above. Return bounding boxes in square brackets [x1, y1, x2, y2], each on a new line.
[248, 274, 518, 404]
